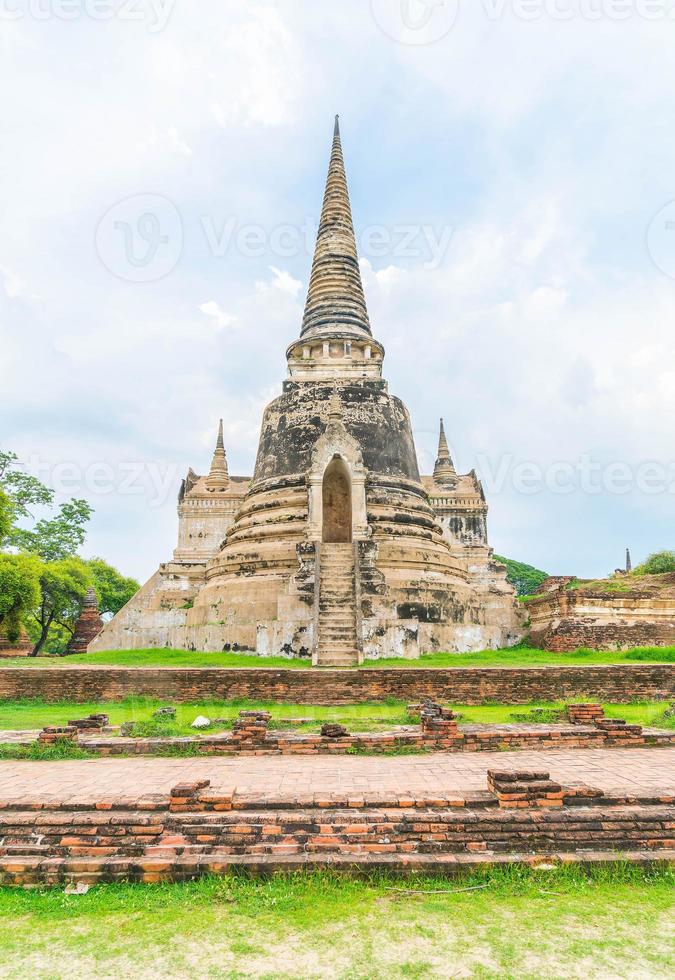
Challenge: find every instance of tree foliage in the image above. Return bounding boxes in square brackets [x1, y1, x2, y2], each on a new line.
[633, 550, 675, 576]
[0, 553, 42, 642]
[29, 558, 92, 656]
[87, 557, 140, 616]
[0, 487, 13, 545]
[493, 555, 549, 597]
[0, 451, 53, 525]
[12, 498, 93, 561]
[0, 448, 139, 655]
[0, 449, 93, 560]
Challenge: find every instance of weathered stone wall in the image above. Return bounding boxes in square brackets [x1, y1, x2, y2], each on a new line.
[89, 564, 206, 652]
[528, 582, 675, 652]
[254, 380, 421, 483]
[0, 664, 671, 704]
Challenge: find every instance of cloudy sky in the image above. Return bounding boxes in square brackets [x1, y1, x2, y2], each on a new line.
[1, 0, 674, 583]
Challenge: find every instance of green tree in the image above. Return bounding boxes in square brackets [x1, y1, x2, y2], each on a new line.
[0, 450, 53, 527]
[12, 498, 93, 561]
[0, 553, 42, 642]
[634, 550, 675, 575]
[493, 555, 549, 597]
[29, 558, 92, 656]
[87, 557, 140, 616]
[0, 487, 13, 544]
[0, 449, 92, 558]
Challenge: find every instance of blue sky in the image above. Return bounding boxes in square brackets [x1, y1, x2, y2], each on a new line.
[1, 0, 674, 582]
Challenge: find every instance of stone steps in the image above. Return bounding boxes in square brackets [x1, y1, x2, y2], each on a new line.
[316, 542, 359, 667]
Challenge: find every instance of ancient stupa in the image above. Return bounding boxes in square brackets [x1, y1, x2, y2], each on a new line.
[66, 588, 104, 655]
[91, 118, 523, 663]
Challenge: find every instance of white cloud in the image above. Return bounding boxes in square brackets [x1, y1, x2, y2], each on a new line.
[1, 2, 673, 581]
[198, 301, 238, 330]
[256, 266, 303, 297]
[0, 264, 24, 299]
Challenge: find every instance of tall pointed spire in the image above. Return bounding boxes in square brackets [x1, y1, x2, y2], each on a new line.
[206, 419, 229, 491]
[433, 418, 457, 487]
[626, 548, 632, 573]
[300, 115, 371, 339]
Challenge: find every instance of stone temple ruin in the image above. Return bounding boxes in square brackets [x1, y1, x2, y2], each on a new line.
[91, 118, 524, 664]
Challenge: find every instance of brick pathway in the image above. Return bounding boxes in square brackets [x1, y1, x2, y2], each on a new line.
[0, 747, 673, 804]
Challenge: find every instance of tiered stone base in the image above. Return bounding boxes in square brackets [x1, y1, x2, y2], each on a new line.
[1, 775, 672, 886]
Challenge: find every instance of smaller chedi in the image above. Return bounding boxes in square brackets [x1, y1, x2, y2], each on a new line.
[91, 117, 525, 663]
[66, 588, 104, 655]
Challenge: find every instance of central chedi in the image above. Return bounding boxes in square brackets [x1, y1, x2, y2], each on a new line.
[92, 118, 524, 664]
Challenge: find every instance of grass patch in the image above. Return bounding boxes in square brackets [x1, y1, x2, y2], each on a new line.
[0, 739, 96, 761]
[0, 865, 671, 978]
[0, 648, 312, 669]
[367, 645, 675, 668]
[0, 697, 672, 734]
[1, 645, 674, 670]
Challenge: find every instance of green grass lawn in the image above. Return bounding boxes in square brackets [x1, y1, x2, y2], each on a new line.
[1, 645, 673, 669]
[0, 696, 671, 734]
[0, 865, 671, 979]
[0, 648, 312, 669]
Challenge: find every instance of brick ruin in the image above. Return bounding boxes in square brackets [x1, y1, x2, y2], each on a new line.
[528, 573, 675, 651]
[29, 704, 674, 758]
[90, 117, 524, 663]
[1, 772, 672, 885]
[66, 589, 104, 655]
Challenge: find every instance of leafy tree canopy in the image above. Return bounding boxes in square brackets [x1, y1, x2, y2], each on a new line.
[0, 553, 42, 642]
[87, 557, 140, 616]
[0, 487, 13, 545]
[494, 555, 549, 597]
[634, 550, 675, 575]
[0, 449, 92, 559]
[12, 498, 93, 561]
[0, 451, 53, 526]
[29, 557, 92, 656]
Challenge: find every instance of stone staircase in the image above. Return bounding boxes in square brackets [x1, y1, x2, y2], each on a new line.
[315, 543, 359, 667]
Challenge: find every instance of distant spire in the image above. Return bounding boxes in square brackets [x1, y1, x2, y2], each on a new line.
[626, 548, 632, 573]
[433, 418, 457, 487]
[83, 587, 98, 609]
[300, 115, 371, 340]
[66, 587, 103, 654]
[206, 419, 229, 491]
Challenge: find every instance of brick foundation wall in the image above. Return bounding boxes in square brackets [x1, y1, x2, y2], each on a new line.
[1, 783, 672, 885]
[0, 664, 672, 705]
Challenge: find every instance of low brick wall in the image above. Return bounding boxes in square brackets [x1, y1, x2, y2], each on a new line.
[0, 664, 673, 705]
[1, 781, 672, 885]
[60, 724, 674, 757]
